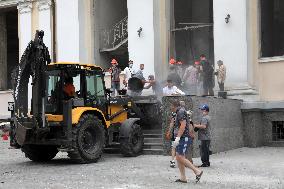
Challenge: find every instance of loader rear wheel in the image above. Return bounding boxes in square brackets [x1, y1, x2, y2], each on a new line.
[120, 123, 144, 157]
[22, 145, 58, 162]
[68, 114, 105, 163]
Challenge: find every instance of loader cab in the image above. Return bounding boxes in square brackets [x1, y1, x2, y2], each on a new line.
[46, 63, 108, 115]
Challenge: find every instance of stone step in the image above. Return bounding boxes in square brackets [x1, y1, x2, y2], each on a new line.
[143, 129, 162, 134]
[142, 148, 164, 155]
[143, 142, 163, 149]
[104, 146, 164, 155]
[144, 137, 163, 143]
[143, 133, 163, 138]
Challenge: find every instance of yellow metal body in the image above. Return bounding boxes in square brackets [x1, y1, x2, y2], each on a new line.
[46, 107, 110, 128]
[46, 62, 129, 128]
[108, 104, 127, 124]
[48, 62, 103, 70]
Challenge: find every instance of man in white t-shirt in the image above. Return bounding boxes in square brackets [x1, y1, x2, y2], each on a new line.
[123, 60, 135, 87]
[163, 79, 185, 96]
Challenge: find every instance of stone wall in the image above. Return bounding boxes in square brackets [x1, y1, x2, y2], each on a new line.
[242, 110, 284, 147]
[162, 96, 245, 157]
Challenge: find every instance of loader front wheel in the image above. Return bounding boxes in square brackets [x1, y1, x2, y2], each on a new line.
[120, 123, 143, 157]
[68, 114, 105, 163]
[22, 145, 58, 162]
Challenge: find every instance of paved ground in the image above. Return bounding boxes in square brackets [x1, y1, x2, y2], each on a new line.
[0, 140, 283, 189]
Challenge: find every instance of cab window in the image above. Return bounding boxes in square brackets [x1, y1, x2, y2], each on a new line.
[86, 75, 105, 97]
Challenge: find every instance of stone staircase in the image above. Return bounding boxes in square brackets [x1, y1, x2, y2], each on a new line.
[104, 129, 164, 155]
[143, 129, 164, 155]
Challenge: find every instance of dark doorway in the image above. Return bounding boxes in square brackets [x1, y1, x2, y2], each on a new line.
[6, 9, 19, 89]
[171, 0, 214, 66]
[0, 8, 18, 90]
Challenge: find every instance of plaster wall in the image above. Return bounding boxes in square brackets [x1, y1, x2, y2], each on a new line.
[213, 0, 248, 88]
[247, 0, 284, 101]
[127, 0, 155, 79]
[0, 91, 12, 119]
[56, 0, 79, 62]
[259, 61, 284, 101]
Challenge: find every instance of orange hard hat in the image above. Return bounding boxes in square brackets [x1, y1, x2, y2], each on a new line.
[177, 61, 183, 65]
[194, 61, 200, 65]
[111, 59, 118, 64]
[169, 58, 176, 65]
[2, 134, 8, 140]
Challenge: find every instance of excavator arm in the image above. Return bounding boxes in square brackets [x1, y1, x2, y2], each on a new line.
[10, 30, 51, 146]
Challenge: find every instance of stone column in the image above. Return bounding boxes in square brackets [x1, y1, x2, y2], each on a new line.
[56, 0, 80, 62]
[0, 14, 7, 90]
[38, 0, 53, 60]
[18, 0, 33, 110]
[153, 0, 171, 83]
[18, 0, 33, 57]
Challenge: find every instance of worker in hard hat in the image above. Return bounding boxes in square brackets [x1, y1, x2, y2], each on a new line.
[176, 61, 184, 79]
[109, 59, 121, 96]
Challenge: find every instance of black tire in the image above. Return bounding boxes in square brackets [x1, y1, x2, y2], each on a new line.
[120, 123, 144, 157]
[68, 114, 105, 163]
[21, 145, 58, 162]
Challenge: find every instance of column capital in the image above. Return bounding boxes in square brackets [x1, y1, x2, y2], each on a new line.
[37, 0, 52, 11]
[17, 0, 33, 14]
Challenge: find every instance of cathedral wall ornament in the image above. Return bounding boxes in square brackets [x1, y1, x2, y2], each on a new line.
[17, 0, 33, 14]
[38, 0, 52, 11]
[0, 0, 19, 8]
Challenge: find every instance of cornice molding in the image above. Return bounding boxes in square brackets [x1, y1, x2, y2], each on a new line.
[0, 0, 19, 8]
[17, 0, 33, 14]
[37, 0, 52, 11]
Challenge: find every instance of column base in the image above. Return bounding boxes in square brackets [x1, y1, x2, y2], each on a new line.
[218, 83, 260, 102]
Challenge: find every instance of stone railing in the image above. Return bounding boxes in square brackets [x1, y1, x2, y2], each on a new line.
[100, 16, 128, 51]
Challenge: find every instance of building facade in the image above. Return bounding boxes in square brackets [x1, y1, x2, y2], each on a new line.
[0, 0, 283, 118]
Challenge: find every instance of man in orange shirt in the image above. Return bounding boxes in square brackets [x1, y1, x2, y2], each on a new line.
[63, 77, 76, 99]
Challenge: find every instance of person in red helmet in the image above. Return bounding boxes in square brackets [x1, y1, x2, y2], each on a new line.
[169, 58, 176, 65]
[176, 61, 184, 78]
[109, 59, 121, 96]
[63, 76, 76, 100]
